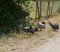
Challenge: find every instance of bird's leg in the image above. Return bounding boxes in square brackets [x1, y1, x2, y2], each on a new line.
[53, 29, 58, 32]
[28, 32, 30, 35]
[56, 29, 59, 32]
[30, 33, 34, 36]
[40, 29, 42, 31]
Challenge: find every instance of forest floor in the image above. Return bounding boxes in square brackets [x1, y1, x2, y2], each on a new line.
[0, 14, 60, 52]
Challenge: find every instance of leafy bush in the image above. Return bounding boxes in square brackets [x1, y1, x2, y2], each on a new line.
[0, 0, 29, 36]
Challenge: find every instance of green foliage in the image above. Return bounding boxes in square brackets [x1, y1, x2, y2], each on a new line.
[16, 0, 31, 4]
[0, 0, 30, 35]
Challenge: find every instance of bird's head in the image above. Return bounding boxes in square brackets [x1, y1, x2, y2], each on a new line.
[29, 24, 32, 29]
[41, 21, 45, 25]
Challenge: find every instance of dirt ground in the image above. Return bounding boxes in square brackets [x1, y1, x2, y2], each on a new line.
[31, 31, 60, 52]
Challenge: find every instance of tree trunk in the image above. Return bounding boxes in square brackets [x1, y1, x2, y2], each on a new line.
[35, 1, 39, 19]
[37, 1, 40, 19]
[39, 1, 42, 18]
[46, 1, 50, 18]
[50, 1, 54, 16]
[35, 1, 38, 18]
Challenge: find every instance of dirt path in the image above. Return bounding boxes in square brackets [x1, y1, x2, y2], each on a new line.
[31, 32, 60, 52]
[0, 31, 60, 52]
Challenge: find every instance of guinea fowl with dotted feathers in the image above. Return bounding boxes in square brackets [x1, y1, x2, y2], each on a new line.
[22, 25, 38, 34]
[38, 22, 45, 31]
[49, 22, 59, 31]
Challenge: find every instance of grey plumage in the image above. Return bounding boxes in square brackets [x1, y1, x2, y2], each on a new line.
[22, 26, 30, 33]
[22, 25, 38, 34]
[49, 22, 59, 30]
[38, 22, 45, 30]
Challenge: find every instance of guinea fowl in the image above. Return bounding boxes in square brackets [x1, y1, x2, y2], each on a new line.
[49, 22, 59, 31]
[29, 26, 38, 34]
[22, 25, 38, 34]
[38, 22, 45, 31]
